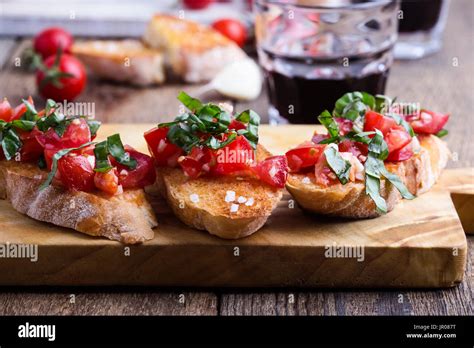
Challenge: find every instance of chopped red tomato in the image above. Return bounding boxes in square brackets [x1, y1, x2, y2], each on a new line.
[314, 153, 338, 187]
[386, 143, 414, 162]
[178, 156, 202, 179]
[229, 119, 246, 131]
[285, 141, 325, 172]
[112, 146, 156, 189]
[94, 168, 120, 195]
[16, 129, 44, 162]
[36, 118, 91, 149]
[364, 110, 399, 135]
[178, 146, 216, 178]
[144, 127, 183, 167]
[385, 128, 412, 154]
[253, 155, 288, 188]
[335, 117, 353, 135]
[0, 99, 13, 121]
[11, 96, 34, 121]
[211, 135, 255, 176]
[406, 109, 449, 134]
[338, 140, 368, 162]
[57, 154, 95, 191]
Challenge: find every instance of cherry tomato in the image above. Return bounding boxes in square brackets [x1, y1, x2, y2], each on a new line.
[36, 53, 86, 101]
[386, 143, 414, 162]
[364, 110, 399, 135]
[94, 169, 120, 195]
[212, 19, 247, 47]
[253, 155, 288, 188]
[285, 141, 325, 172]
[57, 154, 95, 191]
[144, 127, 183, 167]
[211, 136, 255, 175]
[16, 129, 44, 162]
[33, 27, 73, 60]
[35, 118, 91, 149]
[384, 128, 412, 154]
[112, 146, 156, 189]
[406, 109, 449, 135]
[0, 99, 13, 121]
[183, 0, 214, 9]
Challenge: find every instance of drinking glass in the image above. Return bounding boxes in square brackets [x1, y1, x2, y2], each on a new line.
[254, 0, 400, 124]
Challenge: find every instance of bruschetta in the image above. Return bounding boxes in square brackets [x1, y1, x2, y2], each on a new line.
[144, 92, 288, 239]
[285, 92, 450, 218]
[143, 15, 247, 83]
[0, 97, 157, 243]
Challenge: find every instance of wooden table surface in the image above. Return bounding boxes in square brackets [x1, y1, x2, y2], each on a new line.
[0, 0, 472, 315]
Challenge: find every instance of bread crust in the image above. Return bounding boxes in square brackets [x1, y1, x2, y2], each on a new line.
[286, 135, 449, 218]
[72, 40, 165, 86]
[0, 161, 157, 244]
[154, 145, 283, 239]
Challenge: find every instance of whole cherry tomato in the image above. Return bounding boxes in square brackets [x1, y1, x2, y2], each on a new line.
[183, 0, 214, 10]
[33, 27, 73, 60]
[212, 18, 247, 47]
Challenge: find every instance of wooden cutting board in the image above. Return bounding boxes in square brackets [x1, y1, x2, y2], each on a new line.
[0, 125, 471, 288]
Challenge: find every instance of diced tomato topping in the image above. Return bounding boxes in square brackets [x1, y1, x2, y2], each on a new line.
[178, 156, 203, 179]
[111, 146, 156, 189]
[36, 118, 91, 150]
[285, 141, 325, 172]
[0, 99, 13, 121]
[16, 129, 44, 162]
[338, 140, 368, 163]
[335, 117, 353, 135]
[386, 143, 414, 162]
[364, 110, 399, 135]
[144, 127, 183, 167]
[253, 155, 288, 188]
[405, 109, 449, 134]
[384, 128, 412, 154]
[11, 96, 34, 121]
[211, 135, 255, 176]
[228, 119, 247, 131]
[57, 154, 95, 192]
[314, 153, 338, 187]
[94, 168, 120, 195]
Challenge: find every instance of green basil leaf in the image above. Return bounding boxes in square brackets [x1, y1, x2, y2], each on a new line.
[435, 129, 448, 138]
[379, 166, 415, 200]
[341, 100, 368, 121]
[365, 173, 387, 214]
[334, 92, 375, 118]
[11, 119, 36, 132]
[374, 94, 392, 113]
[40, 142, 95, 190]
[386, 113, 415, 137]
[35, 111, 65, 132]
[44, 99, 57, 116]
[324, 145, 351, 185]
[318, 110, 340, 138]
[106, 134, 137, 169]
[86, 120, 101, 138]
[20, 99, 38, 121]
[236, 110, 260, 126]
[93, 140, 113, 173]
[37, 155, 47, 170]
[1, 128, 22, 160]
[177, 91, 203, 113]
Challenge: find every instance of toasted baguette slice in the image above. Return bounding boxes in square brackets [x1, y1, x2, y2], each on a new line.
[143, 14, 246, 83]
[154, 145, 282, 239]
[72, 40, 165, 86]
[0, 161, 157, 244]
[286, 135, 449, 218]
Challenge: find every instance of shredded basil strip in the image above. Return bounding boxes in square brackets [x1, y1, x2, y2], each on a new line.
[178, 91, 203, 113]
[436, 129, 448, 138]
[106, 134, 137, 169]
[11, 120, 36, 132]
[40, 142, 95, 190]
[93, 140, 113, 173]
[86, 120, 101, 138]
[318, 110, 340, 139]
[1, 128, 22, 160]
[20, 99, 38, 121]
[334, 92, 375, 120]
[324, 145, 351, 185]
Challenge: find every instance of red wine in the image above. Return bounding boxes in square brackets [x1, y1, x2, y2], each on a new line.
[399, 0, 444, 33]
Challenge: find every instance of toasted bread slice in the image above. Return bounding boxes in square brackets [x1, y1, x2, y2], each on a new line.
[0, 161, 157, 244]
[143, 14, 246, 83]
[154, 145, 283, 239]
[286, 135, 449, 218]
[72, 40, 165, 86]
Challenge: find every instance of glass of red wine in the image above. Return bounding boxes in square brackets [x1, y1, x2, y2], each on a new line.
[254, 0, 399, 124]
[394, 0, 450, 60]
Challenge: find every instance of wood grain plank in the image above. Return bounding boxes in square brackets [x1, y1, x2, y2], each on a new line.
[0, 289, 217, 315]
